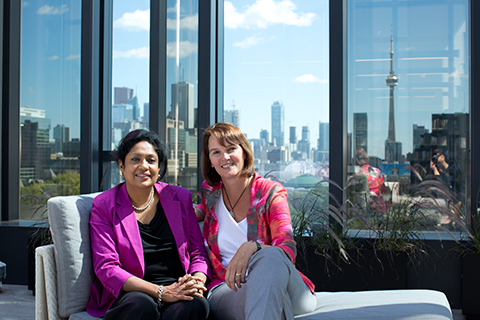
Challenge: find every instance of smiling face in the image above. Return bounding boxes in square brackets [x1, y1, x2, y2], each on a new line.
[208, 136, 245, 181]
[119, 141, 160, 192]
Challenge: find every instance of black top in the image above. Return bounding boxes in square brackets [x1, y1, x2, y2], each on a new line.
[138, 202, 184, 286]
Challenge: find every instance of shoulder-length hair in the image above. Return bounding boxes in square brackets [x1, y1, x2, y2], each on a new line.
[201, 122, 255, 186]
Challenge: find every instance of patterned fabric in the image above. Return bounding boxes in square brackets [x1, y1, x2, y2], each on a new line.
[197, 172, 315, 292]
[359, 164, 385, 196]
[358, 164, 387, 212]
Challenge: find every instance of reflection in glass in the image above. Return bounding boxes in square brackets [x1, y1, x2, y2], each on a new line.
[109, 0, 150, 188]
[165, 0, 199, 191]
[224, 1, 329, 189]
[19, 1, 82, 219]
[346, 0, 469, 230]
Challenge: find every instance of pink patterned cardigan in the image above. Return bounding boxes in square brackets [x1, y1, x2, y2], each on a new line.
[196, 172, 315, 293]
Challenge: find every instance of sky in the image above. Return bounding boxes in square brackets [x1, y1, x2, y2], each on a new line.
[19, 0, 469, 162]
[223, 0, 329, 143]
[20, 1, 82, 139]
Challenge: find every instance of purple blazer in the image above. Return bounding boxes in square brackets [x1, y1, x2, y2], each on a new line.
[86, 182, 211, 317]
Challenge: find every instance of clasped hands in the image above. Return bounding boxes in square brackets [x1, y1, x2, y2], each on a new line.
[160, 273, 206, 303]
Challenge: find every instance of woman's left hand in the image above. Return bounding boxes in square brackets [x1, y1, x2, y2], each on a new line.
[225, 241, 258, 291]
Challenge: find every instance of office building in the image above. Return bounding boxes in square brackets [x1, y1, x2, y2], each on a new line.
[271, 101, 285, 147]
[225, 109, 240, 128]
[171, 81, 195, 129]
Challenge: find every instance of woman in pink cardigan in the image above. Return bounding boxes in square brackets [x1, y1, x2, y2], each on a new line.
[87, 130, 211, 320]
[196, 122, 317, 320]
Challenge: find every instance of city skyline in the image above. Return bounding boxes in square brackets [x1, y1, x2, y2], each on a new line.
[19, 0, 469, 165]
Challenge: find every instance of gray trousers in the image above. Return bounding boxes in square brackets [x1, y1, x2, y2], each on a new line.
[207, 246, 317, 320]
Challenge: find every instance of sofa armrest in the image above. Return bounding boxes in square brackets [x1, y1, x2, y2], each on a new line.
[36, 244, 62, 320]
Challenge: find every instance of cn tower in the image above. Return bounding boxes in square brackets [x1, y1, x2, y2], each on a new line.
[385, 27, 398, 143]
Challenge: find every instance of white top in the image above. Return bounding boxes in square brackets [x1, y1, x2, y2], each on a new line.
[215, 192, 248, 267]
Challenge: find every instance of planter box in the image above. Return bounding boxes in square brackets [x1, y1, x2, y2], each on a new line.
[296, 248, 407, 291]
[462, 253, 480, 315]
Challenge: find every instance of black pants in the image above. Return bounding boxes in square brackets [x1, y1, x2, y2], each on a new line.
[104, 291, 209, 320]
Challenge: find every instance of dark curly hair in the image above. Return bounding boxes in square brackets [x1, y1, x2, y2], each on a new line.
[114, 129, 168, 180]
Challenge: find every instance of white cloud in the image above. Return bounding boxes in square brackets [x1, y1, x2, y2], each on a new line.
[48, 55, 60, 61]
[114, 9, 150, 31]
[114, 47, 150, 59]
[28, 86, 36, 94]
[114, 9, 198, 32]
[233, 36, 265, 49]
[294, 74, 328, 84]
[37, 4, 69, 15]
[66, 55, 80, 60]
[225, 0, 316, 29]
[23, 2, 30, 7]
[167, 41, 198, 59]
[167, 14, 198, 30]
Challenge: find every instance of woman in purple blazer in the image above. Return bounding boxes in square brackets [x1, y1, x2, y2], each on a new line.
[86, 130, 211, 320]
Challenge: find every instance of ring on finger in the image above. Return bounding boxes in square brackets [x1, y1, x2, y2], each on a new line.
[235, 273, 242, 276]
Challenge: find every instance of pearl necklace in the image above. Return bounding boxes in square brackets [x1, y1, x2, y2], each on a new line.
[132, 187, 155, 211]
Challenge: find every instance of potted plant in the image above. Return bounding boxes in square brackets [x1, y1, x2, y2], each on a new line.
[291, 173, 436, 292]
[436, 182, 480, 316]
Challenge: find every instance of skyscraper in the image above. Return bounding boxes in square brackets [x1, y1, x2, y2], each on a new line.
[114, 87, 134, 104]
[114, 87, 140, 120]
[271, 101, 285, 146]
[301, 126, 310, 141]
[353, 113, 368, 153]
[143, 103, 149, 124]
[297, 126, 311, 158]
[225, 109, 240, 128]
[53, 124, 70, 153]
[225, 100, 240, 127]
[289, 126, 297, 144]
[318, 121, 329, 152]
[112, 104, 134, 124]
[260, 129, 269, 146]
[171, 81, 195, 129]
[412, 124, 427, 149]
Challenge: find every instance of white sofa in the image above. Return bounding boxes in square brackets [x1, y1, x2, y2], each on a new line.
[36, 193, 454, 320]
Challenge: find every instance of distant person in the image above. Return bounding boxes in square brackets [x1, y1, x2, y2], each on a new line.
[429, 149, 460, 191]
[429, 149, 462, 211]
[354, 147, 387, 213]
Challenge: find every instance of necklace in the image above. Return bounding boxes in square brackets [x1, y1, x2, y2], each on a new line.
[132, 187, 155, 211]
[223, 177, 251, 219]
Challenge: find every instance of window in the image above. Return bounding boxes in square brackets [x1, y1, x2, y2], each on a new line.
[223, 0, 329, 188]
[164, 0, 199, 191]
[19, 1, 82, 220]
[108, 1, 151, 188]
[346, 0, 469, 230]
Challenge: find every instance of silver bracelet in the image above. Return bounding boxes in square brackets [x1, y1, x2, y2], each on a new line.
[157, 285, 164, 306]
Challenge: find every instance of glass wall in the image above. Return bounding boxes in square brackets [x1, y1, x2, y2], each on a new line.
[164, 0, 199, 191]
[19, 1, 82, 219]
[346, 0, 469, 230]
[223, 0, 329, 190]
[109, 0, 151, 188]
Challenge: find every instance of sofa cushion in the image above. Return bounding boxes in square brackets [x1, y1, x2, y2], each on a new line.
[296, 289, 452, 320]
[47, 193, 101, 318]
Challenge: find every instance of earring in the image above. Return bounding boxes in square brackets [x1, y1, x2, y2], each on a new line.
[120, 171, 123, 176]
